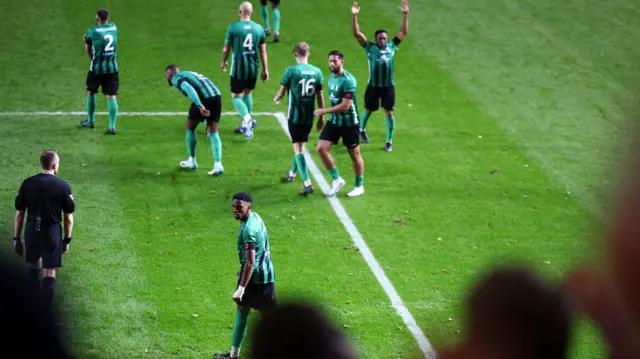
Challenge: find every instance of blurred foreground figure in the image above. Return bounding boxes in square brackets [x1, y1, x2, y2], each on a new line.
[250, 301, 356, 359]
[438, 267, 570, 359]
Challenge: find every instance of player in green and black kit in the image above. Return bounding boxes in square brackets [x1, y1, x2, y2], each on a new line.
[352, 0, 409, 152]
[165, 65, 224, 176]
[273, 42, 325, 196]
[81, 9, 119, 135]
[214, 192, 277, 359]
[222, 2, 270, 140]
[314, 51, 365, 198]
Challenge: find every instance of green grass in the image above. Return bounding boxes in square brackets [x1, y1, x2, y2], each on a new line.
[1, 0, 637, 357]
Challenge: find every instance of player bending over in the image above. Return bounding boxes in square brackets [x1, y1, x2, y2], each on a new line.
[165, 65, 224, 176]
[352, 0, 409, 152]
[222, 2, 269, 140]
[214, 192, 277, 359]
[81, 9, 119, 134]
[259, 0, 281, 43]
[274, 42, 324, 196]
[314, 51, 365, 198]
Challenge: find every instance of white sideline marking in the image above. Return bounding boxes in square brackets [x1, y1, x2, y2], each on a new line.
[1, 110, 436, 358]
[274, 112, 435, 359]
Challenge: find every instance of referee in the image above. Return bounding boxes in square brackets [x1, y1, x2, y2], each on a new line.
[13, 149, 75, 319]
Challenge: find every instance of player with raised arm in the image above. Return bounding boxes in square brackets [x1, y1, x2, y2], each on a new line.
[222, 2, 269, 140]
[352, 0, 409, 152]
[165, 65, 225, 175]
[259, 0, 281, 43]
[213, 192, 277, 359]
[273, 42, 324, 196]
[80, 9, 119, 135]
[314, 51, 365, 198]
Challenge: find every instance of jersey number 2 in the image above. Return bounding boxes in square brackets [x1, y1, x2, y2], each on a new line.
[243, 34, 253, 51]
[299, 79, 316, 97]
[104, 34, 115, 51]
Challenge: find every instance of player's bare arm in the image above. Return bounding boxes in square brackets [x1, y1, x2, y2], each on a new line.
[233, 248, 255, 303]
[84, 39, 93, 60]
[316, 90, 325, 131]
[315, 98, 352, 117]
[351, 2, 367, 46]
[396, 0, 409, 41]
[221, 44, 231, 72]
[13, 210, 25, 256]
[259, 43, 269, 81]
[63, 212, 74, 253]
[274, 85, 288, 104]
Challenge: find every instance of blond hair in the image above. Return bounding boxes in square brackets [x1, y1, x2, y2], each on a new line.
[293, 42, 310, 57]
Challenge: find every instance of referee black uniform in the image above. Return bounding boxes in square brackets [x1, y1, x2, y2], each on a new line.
[13, 150, 75, 315]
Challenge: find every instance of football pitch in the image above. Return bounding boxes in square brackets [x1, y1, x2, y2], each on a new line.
[1, 0, 638, 358]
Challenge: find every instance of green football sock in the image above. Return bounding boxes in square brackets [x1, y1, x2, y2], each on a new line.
[328, 167, 340, 181]
[272, 8, 281, 33]
[107, 98, 118, 129]
[232, 97, 249, 119]
[185, 129, 196, 158]
[209, 132, 222, 163]
[260, 5, 270, 30]
[291, 155, 298, 174]
[242, 94, 253, 115]
[295, 153, 309, 181]
[86, 95, 96, 124]
[231, 309, 249, 349]
[386, 115, 395, 143]
[355, 175, 364, 187]
[360, 111, 370, 130]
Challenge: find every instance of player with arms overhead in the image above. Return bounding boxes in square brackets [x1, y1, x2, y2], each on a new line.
[273, 42, 324, 196]
[352, 0, 409, 152]
[222, 2, 269, 140]
[81, 9, 119, 135]
[314, 51, 365, 198]
[259, 0, 281, 43]
[214, 192, 277, 359]
[165, 65, 225, 176]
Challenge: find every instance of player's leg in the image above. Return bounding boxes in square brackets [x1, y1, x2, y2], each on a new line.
[207, 97, 224, 176]
[345, 126, 365, 197]
[104, 72, 119, 134]
[284, 122, 298, 182]
[359, 85, 379, 144]
[214, 304, 251, 359]
[317, 123, 345, 196]
[295, 124, 313, 195]
[180, 106, 200, 169]
[230, 78, 253, 134]
[82, 72, 98, 128]
[382, 86, 396, 152]
[271, 0, 281, 43]
[241, 79, 258, 140]
[260, 0, 271, 36]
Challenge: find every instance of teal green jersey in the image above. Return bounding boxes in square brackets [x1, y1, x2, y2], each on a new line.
[224, 21, 266, 80]
[327, 70, 359, 127]
[281, 64, 324, 125]
[85, 23, 119, 74]
[237, 212, 275, 284]
[170, 71, 221, 104]
[363, 37, 401, 87]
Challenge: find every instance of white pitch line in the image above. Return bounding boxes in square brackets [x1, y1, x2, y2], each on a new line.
[0, 111, 275, 117]
[274, 112, 435, 359]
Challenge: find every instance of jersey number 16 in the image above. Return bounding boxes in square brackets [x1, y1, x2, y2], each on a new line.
[299, 79, 316, 97]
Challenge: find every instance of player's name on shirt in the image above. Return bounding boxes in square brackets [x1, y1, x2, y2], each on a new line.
[94, 26, 117, 32]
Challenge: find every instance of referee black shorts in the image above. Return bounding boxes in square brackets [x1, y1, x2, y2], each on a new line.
[188, 96, 222, 124]
[238, 280, 277, 311]
[24, 223, 63, 269]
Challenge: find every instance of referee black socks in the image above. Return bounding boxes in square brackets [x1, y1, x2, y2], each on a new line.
[42, 276, 56, 313]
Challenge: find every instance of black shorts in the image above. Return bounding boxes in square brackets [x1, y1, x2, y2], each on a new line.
[238, 280, 277, 311]
[188, 96, 222, 124]
[319, 122, 360, 149]
[24, 223, 62, 269]
[288, 122, 312, 143]
[260, 0, 280, 6]
[230, 77, 258, 94]
[86, 71, 119, 96]
[364, 85, 395, 112]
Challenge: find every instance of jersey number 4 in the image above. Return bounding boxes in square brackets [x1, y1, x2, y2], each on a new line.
[104, 34, 115, 51]
[243, 34, 253, 51]
[299, 78, 316, 97]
